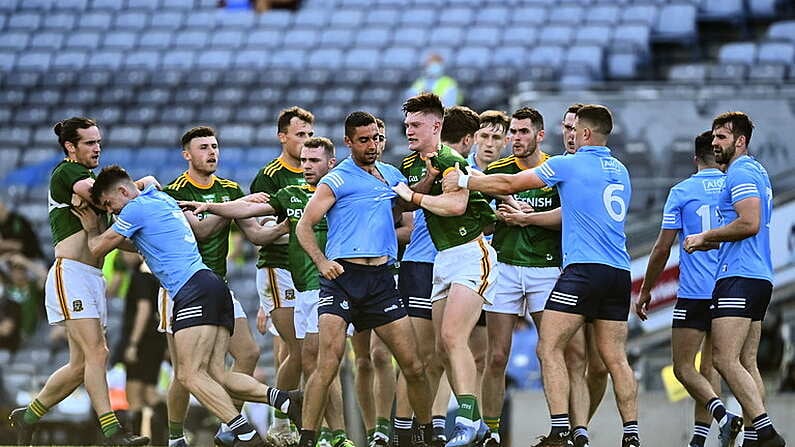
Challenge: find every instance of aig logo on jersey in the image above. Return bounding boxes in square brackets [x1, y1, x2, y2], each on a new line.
[702, 177, 725, 193]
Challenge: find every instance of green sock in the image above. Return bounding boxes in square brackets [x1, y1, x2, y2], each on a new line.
[99, 411, 122, 437]
[456, 394, 481, 422]
[367, 428, 375, 437]
[318, 427, 332, 443]
[24, 399, 49, 424]
[484, 416, 500, 432]
[332, 429, 346, 444]
[169, 421, 184, 440]
[273, 409, 290, 429]
[376, 417, 390, 435]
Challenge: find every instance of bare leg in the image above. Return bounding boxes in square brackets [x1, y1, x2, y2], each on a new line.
[351, 330, 376, 432]
[585, 323, 608, 421]
[592, 320, 637, 424]
[711, 317, 765, 418]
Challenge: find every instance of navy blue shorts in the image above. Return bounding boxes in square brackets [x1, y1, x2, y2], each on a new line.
[172, 269, 235, 335]
[672, 298, 711, 331]
[319, 260, 408, 332]
[398, 261, 433, 320]
[545, 263, 631, 321]
[711, 277, 772, 321]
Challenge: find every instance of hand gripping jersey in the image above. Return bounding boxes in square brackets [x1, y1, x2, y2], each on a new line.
[48, 158, 104, 245]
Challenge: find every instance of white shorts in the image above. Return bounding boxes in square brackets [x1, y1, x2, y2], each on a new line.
[158, 287, 246, 334]
[256, 267, 297, 313]
[485, 264, 560, 316]
[45, 258, 107, 326]
[431, 238, 498, 305]
[294, 289, 319, 339]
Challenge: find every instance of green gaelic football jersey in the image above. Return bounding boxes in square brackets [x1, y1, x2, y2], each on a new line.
[485, 153, 562, 267]
[48, 158, 97, 246]
[164, 172, 244, 279]
[400, 145, 495, 251]
[250, 157, 306, 269]
[269, 184, 327, 292]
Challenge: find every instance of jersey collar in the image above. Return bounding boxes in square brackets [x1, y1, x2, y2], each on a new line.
[278, 156, 303, 173]
[577, 145, 611, 155]
[183, 171, 217, 189]
[693, 168, 723, 177]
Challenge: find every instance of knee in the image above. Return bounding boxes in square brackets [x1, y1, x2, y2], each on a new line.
[83, 345, 109, 365]
[673, 363, 695, 383]
[588, 354, 609, 376]
[487, 347, 510, 373]
[175, 368, 194, 390]
[440, 327, 467, 352]
[235, 348, 259, 372]
[356, 355, 374, 374]
[372, 346, 392, 369]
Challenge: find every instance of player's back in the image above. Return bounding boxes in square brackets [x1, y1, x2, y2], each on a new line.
[664, 168, 725, 298]
[536, 146, 631, 270]
[716, 155, 773, 282]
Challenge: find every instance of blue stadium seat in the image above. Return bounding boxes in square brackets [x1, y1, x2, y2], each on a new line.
[143, 126, 180, 147]
[114, 11, 149, 30]
[613, 24, 651, 54]
[510, 6, 546, 25]
[221, 125, 254, 146]
[749, 0, 779, 19]
[758, 41, 795, 64]
[138, 31, 173, 50]
[150, 10, 185, 29]
[233, 105, 269, 124]
[66, 31, 101, 50]
[748, 63, 787, 82]
[621, 5, 657, 27]
[0, 32, 28, 51]
[157, 105, 194, 125]
[538, 25, 573, 46]
[566, 45, 603, 78]
[330, 9, 364, 27]
[768, 21, 795, 42]
[246, 29, 282, 49]
[323, 86, 356, 103]
[43, 12, 77, 29]
[293, 8, 327, 27]
[113, 69, 149, 87]
[718, 42, 756, 64]
[655, 3, 697, 44]
[429, 26, 464, 48]
[381, 46, 419, 69]
[454, 46, 491, 68]
[548, 4, 584, 24]
[575, 25, 612, 46]
[160, 50, 195, 70]
[88, 105, 122, 123]
[365, 8, 399, 26]
[234, 50, 268, 69]
[161, 0, 194, 10]
[14, 107, 48, 125]
[52, 0, 88, 10]
[399, 8, 435, 27]
[475, 6, 509, 25]
[99, 149, 135, 168]
[29, 32, 64, 51]
[16, 52, 52, 71]
[320, 28, 355, 49]
[529, 45, 564, 70]
[63, 87, 97, 105]
[393, 27, 429, 47]
[667, 63, 707, 83]
[355, 29, 392, 48]
[493, 46, 526, 67]
[699, 0, 744, 23]
[185, 11, 218, 29]
[90, 0, 123, 9]
[708, 63, 747, 82]
[184, 69, 222, 86]
[307, 48, 344, 69]
[607, 50, 639, 79]
[502, 27, 538, 46]
[126, 106, 159, 124]
[465, 26, 500, 46]
[103, 31, 137, 50]
[438, 7, 473, 26]
[196, 50, 233, 68]
[107, 125, 144, 146]
[283, 29, 320, 49]
[18, 0, 52, 10]
[27, 88, 61, 105]
[216, 10, 257, 29]
[0, 86, 24, 104]
[270, 48, 306, 69]
[256, 9, 293, 29]
[211, 30, 244, 49]
[588, 5, 620, 24]
[52, 50, 88, 69]
[127, 0, 159, 10]
[174, 31, 209, 49]
[7, 12, 41, 30]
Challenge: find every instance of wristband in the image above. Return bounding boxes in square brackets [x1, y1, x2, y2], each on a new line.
[411, 192, 424, 206]
[457, 173, 470, 189]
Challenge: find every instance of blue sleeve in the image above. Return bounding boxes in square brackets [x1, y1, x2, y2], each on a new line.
[319, 170, 347, 198]
[728, 168, 761, 204]
[112, 200, 144, 238]
[661, 187, 681, 230]
[533, 154, 570, 187]
[387, 164, 407, 186]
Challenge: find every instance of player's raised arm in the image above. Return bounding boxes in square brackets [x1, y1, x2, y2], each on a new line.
[180, 199, 276, 219]
[444, 162, 547, 196]
[296, 183, 343, 279]
[393, 181, 468, 217]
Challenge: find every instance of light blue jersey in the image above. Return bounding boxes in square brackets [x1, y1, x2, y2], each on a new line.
[402, 209, 437, 263]
[716, 155, 773, 282]
[112, 184, 207, 297]
[662, 168, 725, 299]
[534, 145, 631, 270]
[320, 158, 407, 262]
[467, 151, 481, 172]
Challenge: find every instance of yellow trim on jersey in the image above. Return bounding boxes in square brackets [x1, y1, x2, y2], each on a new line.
[278, 156, 303, 173]
[486, 155, 516, 170]
[184, 172, 217, 190]
[442, 167, 457, 177]
[304, 184, 317, 192]
[476, 239, 491, 297]
[54, 258, 70, 319]
[401, 153, 419, 169]
[263, 156, 302, 177]
[268, 267, 282, 308]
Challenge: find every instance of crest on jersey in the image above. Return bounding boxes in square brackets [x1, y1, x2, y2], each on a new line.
[73, 300, 83, 312]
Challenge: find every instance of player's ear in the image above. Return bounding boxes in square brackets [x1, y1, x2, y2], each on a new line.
[181, 148, 190, 161]
[536, 129, 545, 143]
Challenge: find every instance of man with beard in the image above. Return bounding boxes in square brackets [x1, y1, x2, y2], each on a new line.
[685, 112, 784, 447]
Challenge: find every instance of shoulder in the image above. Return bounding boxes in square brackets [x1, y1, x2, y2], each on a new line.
[164, 173, 189, 191]
[259, 158, 284, 177]
[485, 155, 516, 173]
[216, 176, 243, 192]
[51, 159, 89, 180]
[401, 152, 420, 170]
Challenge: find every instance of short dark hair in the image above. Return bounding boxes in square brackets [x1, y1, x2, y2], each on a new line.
[54, 117, 98, 155]
[712, 111, 753, 146]
[181, 126, 215, 149]
[564, 103, 585, 118]
[375, 118, 385, 130]
[402, 92, 444, 119]
[344, 111, 377, 138]
[576, 104, 613, 136]
[694, 130, 715, 163]
[91, 165, 133, 205]
[441, 106, 480, 144]
[511, 107, 544, 131]
[479, 110, 510, 134]
[303, 137, 335, 158]
[277, 106, 314, 134]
